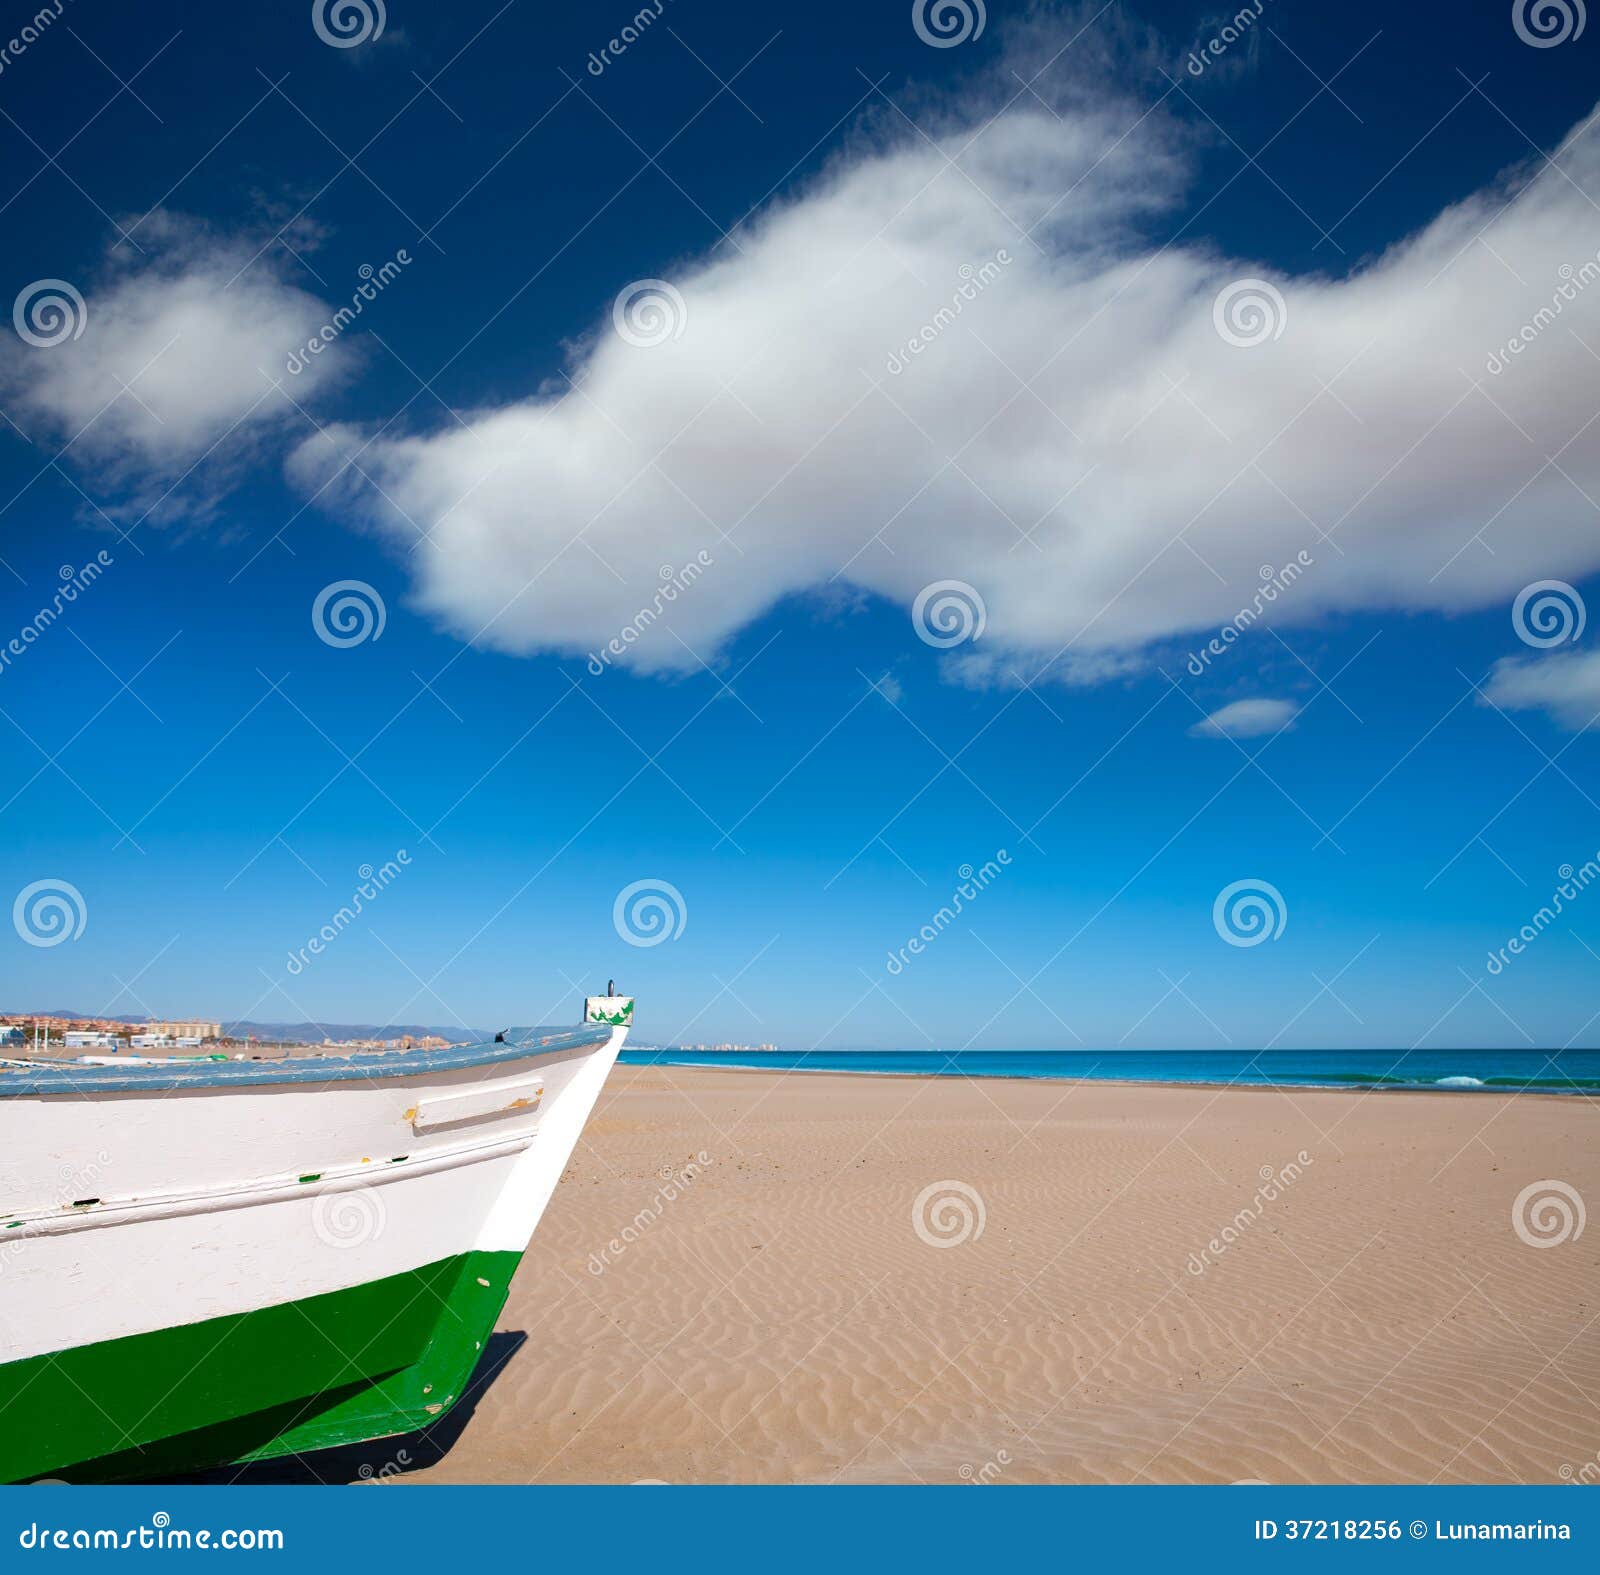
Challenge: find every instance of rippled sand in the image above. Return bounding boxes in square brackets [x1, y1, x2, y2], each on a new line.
[412, 1066, 1599, 1485]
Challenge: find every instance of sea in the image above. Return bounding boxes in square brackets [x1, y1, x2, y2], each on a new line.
[617, 1048, 1600, 1094]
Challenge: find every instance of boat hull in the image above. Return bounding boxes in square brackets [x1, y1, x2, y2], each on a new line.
[2, 1249, 517, 1482]
[0, 1020, 626, 1482]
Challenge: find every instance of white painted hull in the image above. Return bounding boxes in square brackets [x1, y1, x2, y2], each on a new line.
[0, 1008, 632, 1480]
[0, 1027, 624, 1363]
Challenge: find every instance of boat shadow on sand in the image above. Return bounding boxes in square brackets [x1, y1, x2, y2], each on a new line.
[174, 1330, 527, 1485]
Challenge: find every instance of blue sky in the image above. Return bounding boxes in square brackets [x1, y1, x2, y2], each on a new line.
[2, 0, 1599, 1049]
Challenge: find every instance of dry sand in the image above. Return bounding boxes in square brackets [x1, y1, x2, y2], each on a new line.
[415, 1065, 1599, 1485]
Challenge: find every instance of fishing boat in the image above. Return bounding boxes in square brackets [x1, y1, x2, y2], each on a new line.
[0, 993, 634, 1483]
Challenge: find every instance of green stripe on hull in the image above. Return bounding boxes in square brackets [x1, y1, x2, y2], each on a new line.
[0, 1249, 521, 1484]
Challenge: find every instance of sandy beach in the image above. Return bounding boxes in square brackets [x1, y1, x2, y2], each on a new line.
[402, 1065, 1598, 1486]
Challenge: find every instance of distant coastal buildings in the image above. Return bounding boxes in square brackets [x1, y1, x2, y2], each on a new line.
[1, 1013, 470, 1056]
[676, 1043, 780, 1052]
[142, 1019, 223, 1040]
[1, 1014, 222, 1054]
[318, 1033, 453, 1051]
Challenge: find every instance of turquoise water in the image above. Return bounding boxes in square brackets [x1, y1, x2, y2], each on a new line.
[618, 1048, 1600, 1094]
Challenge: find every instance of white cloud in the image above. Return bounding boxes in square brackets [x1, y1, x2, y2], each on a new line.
[1188, 697, 1298, 738]
[282, 44, 1600, 678]
[1481, 650, 1600, 730]
[2, 214, 348, 520]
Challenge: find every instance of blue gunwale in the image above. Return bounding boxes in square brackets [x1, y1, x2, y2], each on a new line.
[0, 1023, 611, 1097]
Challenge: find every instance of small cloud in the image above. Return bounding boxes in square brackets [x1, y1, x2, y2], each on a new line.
[946, 648, 1145, 690]
[1188, 697, 1298, 739]
[1480, 650, 1600, 731]
[0, 212, 351, 523]
[872, 672, 904, 704]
